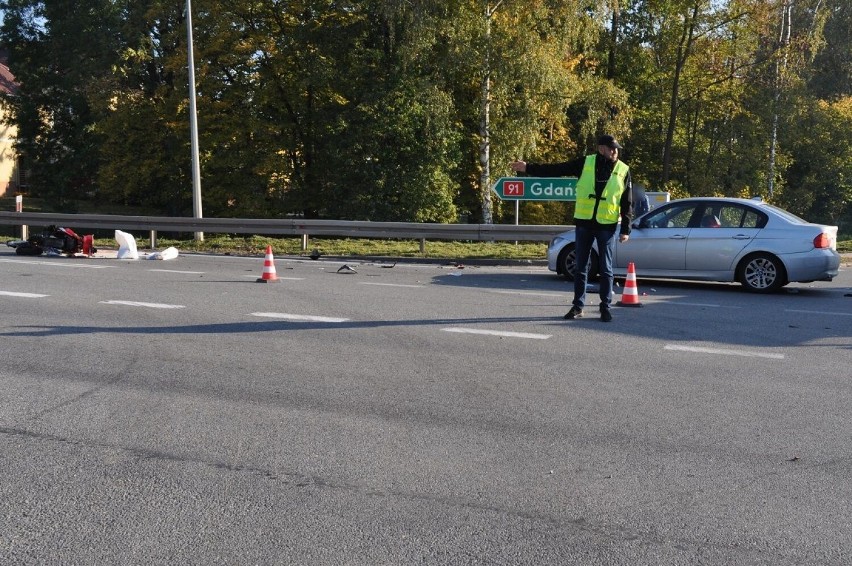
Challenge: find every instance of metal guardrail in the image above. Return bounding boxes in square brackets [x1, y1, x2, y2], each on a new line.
[0, 211, 570, 247]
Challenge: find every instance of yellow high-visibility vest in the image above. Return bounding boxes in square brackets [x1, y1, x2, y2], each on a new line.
[574, 155, 629, 224]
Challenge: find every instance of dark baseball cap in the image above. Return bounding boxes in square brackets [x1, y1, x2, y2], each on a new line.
[597, 134, 623, 149]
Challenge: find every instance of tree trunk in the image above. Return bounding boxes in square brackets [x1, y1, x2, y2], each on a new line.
[661, 2, 700, 186]
[607, 0, 620, 80]
[479, 1, 494, 224]
[769, 0, 791, 198]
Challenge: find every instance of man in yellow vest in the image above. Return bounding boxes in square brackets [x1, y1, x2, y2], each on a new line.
[510, 135, 633, 322]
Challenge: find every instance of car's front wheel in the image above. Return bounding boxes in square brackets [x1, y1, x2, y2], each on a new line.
[738, 252, 786, 293]
[556, 243, 599, 282]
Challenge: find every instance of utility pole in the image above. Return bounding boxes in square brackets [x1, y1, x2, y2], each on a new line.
[186, 0, 204, 241]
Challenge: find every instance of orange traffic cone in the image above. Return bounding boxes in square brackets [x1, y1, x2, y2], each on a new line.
[616, 262, 643, 307]
[256, 245, 279, 283]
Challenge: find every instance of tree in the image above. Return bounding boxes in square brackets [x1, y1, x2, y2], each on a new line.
[431, 0, 627, 223]
[0, 0, 123, 208]
[95, 1, 197, 215]
[778, 96, 852, 226]
[807, 0, 851, 99]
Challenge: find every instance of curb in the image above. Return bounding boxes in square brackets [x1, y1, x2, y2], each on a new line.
[290, 254, 548, 268]
[85, 247, 549, 267]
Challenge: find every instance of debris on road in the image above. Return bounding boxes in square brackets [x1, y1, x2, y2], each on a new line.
[146, 247, 179, 260]
[115, 230, 139, 260]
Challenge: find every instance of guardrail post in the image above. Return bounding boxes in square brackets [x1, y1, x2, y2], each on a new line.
[15, 195, 27, 240]
[420, 238, 426, 254]
[150, 230, 157, 249]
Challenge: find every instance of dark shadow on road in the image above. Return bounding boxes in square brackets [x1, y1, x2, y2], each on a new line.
[0, 315, 560, 338]
[2, 309, 849, 349]
[430, 270, 847, 297]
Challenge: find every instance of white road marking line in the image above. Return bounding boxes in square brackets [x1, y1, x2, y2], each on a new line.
[666, 301, 741, 309]
[251, 312, 350, 323]
[242, 275, 305, 280]
[490, 290, 565, 298]
[665, 344, 784, 359]
[358, 282, 424, 288]
[442, 327, 551, 340]
[785, 309, 852, 318]
[0, 258, 113, 269]
[0, 291, 49, 298]
[148, 269, 205, 274]
[99, 300, 185, 309]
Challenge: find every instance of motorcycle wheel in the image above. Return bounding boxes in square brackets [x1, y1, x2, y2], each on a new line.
[15, 243, 44, 256]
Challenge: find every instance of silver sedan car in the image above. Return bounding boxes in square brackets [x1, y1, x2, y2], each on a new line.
[547, 197, 841, 292]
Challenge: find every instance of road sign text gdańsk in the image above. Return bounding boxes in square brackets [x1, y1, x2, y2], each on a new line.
[491, 177, 578, 201]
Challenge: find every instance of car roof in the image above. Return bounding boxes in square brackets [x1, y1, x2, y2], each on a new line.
[667, 196, 766, 205]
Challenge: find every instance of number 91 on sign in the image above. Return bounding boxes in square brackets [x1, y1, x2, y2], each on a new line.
[491, 177, 578, 201]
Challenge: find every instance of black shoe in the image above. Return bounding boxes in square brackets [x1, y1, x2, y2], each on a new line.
[564, 306, 583, 320]
[600, 308, 613, 322]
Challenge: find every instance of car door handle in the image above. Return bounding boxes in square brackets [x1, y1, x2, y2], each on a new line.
[669, 235, 687, 239]
[732, 235, 752, 240]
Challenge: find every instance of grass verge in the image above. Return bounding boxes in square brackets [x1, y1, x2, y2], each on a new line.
[133, 234, 549, 260]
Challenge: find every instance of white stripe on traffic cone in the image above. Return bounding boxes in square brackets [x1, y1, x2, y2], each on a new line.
[256, 245, 279, 283]
[616, 261, 643, 307]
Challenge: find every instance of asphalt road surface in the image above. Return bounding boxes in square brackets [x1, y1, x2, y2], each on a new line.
[1, 248, 851, 565]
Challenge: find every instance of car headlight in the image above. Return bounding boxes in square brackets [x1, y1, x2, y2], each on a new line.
[549, 236, 566, 248]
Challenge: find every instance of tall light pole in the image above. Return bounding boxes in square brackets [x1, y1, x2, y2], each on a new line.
[186, 0, 204, 241]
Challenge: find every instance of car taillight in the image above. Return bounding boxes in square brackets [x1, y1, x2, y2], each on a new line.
[813, 233, 832, 249]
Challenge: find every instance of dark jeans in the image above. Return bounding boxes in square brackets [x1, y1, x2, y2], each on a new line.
[573, 224, 617, 310]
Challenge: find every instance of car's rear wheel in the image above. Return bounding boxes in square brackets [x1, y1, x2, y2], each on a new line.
[556, 244, 599, 282]
[738, 252, 786, 293]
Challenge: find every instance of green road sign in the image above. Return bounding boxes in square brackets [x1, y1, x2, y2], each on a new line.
[491, 177, 578, 201]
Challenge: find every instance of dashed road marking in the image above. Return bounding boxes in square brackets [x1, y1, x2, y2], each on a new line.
[785, 309, 852, 317]
[489, 290, 565, 298]
[251, 312, 350, 323]
[99, 300, 185, 309]
[242, 275, 304, 280]
[665, 344, 784, 359]
[0, 258, 113, 269]
[0, 291, 48, 298]
[358, 282, 424, 288]
[665, 301, 741, 309]
[149, 269, 205, 274]
[442, 327, 551, 340]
